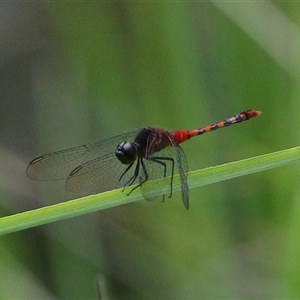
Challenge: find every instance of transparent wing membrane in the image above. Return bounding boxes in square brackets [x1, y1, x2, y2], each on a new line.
[140, 130, 189, 207]
[26, 128, 141, 184]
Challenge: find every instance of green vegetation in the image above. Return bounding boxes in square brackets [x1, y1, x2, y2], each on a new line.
[1, 2, 300, 299]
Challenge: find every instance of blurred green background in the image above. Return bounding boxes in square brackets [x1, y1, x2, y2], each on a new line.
[1, 2, 300, 299]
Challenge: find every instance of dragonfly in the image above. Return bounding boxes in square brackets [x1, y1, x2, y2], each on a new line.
[27, 110, 261, 210]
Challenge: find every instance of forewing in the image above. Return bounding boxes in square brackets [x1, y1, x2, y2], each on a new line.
[26, 128, 141, 181]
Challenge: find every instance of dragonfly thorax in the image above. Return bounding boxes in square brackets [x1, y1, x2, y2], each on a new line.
[115, 141, 138, 165]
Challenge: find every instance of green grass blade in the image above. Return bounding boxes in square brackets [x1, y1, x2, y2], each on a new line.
[1, 146, 300, 236]
[187, 146, 300, 189]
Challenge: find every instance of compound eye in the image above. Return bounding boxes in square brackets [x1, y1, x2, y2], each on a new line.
[115, 141, 138, 164]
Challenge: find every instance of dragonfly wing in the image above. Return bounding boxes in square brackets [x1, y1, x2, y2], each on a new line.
[140, 146, 175, 201]
[27, 145, 93, 180]
[26, 129, 141, 181]
[65, 153, 141, 194]
[140, 130, 188, 207]
[169, 140, 189, 209]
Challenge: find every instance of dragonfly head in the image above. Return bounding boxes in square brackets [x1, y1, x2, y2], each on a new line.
[115, 141, 138, 165]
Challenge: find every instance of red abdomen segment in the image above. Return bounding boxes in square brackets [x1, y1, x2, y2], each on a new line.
[171, 110, 261, 144]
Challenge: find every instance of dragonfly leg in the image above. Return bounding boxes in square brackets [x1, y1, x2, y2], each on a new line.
[122, 161, 141, 193]
[149, 156, 175, 200]
[117, 162, 135, 191]
[126, 159, 146, 195]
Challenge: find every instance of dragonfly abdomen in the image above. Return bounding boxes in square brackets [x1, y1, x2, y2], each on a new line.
[188, 110, 261, 138]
